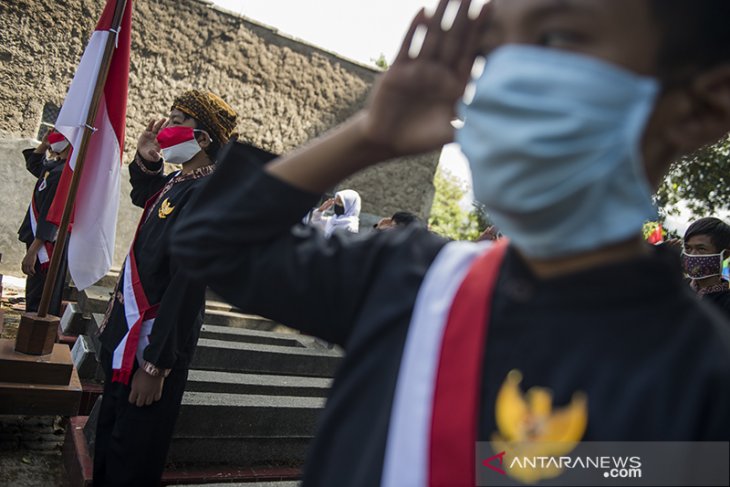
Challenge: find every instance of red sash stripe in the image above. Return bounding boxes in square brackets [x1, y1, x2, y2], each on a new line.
[111, 189, 162, 384]
[429, 239, 508, 486]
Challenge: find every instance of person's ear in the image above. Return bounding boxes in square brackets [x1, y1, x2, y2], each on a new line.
[666, 64, 730, 155]
[196, 131, 211, 149]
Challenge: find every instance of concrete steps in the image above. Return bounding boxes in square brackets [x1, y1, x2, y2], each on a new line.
[66, 281, 341, 482]
[193, 339, 339, 377]
[186, 370, 331, 397]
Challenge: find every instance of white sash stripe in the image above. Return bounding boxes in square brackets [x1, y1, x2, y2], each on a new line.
[135, 319, 155, 364]
[381, 241, 491, 487]
[112, 255, 155, 371]
[28, 203, 50, 264]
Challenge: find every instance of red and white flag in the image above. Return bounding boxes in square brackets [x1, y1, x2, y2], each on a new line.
[47, 0, 132, 291]
[647, 224, 664, 245]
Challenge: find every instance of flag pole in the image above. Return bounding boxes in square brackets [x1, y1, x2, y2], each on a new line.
[16, 0, 128, 355]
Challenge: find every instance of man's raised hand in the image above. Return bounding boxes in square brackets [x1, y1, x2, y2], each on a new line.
[137, 118, 166, 163]
[361, 0, 489, 157]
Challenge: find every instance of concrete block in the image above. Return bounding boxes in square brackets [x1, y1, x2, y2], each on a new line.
[76, 286, 114, 316]
[60, 302, 89, 336]
[92, 270, 120, 289]
[191, 339, 342, 378]
[71, 335, 100, 381]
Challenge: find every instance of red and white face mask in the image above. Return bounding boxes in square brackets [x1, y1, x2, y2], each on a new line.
[156, 126, 209, 164]
[48, 131, 69, 153]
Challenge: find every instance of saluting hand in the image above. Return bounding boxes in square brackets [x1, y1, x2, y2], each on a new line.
[361, 0, 489, 157]
[137, 118, 166, 163]
[318, 198, 335, 212]
[34, 128, 52, 154]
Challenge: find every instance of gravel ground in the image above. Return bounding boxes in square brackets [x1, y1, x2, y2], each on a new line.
[0, 416, 69, 487]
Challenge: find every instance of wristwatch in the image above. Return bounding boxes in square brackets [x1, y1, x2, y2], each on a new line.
[141, 360, 171, 378]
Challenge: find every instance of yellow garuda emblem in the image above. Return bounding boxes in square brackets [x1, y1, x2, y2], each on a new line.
[158, 198, 175, 219]
[490, 370, 588, 484]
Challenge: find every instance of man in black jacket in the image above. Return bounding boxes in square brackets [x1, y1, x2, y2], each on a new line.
[93, 90, 239, 487]
[17, 129, 69, 316]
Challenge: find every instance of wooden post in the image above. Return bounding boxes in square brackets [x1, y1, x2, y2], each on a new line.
[15, 0, 128, 355]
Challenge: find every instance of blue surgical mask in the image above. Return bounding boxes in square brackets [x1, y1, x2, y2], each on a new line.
[457, 45, 660, 259]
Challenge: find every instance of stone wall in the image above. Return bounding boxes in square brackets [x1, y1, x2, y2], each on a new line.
[0, 0, 438, 276]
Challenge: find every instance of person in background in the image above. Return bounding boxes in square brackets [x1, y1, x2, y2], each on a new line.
[17, 129, 69, 316]
[311, 189, 361, 237]
[475, 225, 502, 242]
[374, 211, 422, 230]
[682, 217, 730, 319]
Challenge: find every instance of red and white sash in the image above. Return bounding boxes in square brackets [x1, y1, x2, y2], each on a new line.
[381, 239, 508, 487]
[28, 196, 55, 271]
[111, 192, 162, 384]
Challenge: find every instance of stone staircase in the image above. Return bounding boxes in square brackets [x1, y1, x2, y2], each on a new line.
[63, 278, 340, 485]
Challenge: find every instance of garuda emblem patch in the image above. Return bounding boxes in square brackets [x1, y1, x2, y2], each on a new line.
[490, 370, 588, 484]
[158, 198, 175, 219]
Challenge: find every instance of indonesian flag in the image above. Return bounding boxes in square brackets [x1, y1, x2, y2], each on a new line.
[47, 0, 132, 291]
[647, 224, 664, 245]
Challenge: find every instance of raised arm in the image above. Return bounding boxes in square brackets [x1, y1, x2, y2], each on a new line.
[24, 130, 51, 178]
[266, 0, 488, 193]
[129, 119, 168, 207]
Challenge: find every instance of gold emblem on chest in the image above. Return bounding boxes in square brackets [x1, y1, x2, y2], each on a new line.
[490, 370, 588, 484]
[158, 198, 175, 219]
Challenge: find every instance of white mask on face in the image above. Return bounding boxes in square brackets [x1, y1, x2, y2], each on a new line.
[50, 140, 69, 153]
[156, 126, 208, 164]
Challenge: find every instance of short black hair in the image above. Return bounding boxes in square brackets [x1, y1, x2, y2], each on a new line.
[392, 211, 420, 226]
[651, 1, 730, 80]
[684, 217, 730, 252]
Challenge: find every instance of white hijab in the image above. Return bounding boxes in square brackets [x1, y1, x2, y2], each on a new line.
[325, 189, 361, 237]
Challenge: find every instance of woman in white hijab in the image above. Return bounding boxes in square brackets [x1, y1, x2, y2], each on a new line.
[311, 189, 361, 238]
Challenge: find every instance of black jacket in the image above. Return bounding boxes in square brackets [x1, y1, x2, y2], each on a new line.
[99, 158, 208, 369]
[171, 142, 730, 487]
[18, 149, 65, 244]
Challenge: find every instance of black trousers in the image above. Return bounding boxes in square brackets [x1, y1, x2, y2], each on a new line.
[24, 242, 67, 317]
[93, 349, 188, 487]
